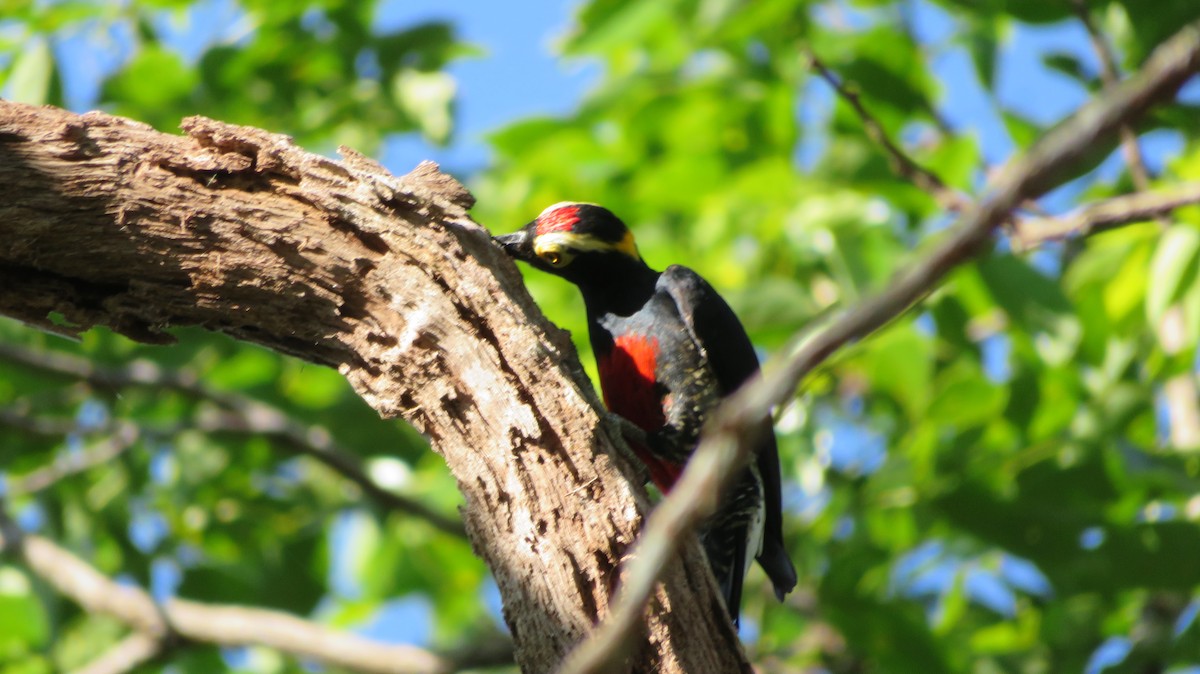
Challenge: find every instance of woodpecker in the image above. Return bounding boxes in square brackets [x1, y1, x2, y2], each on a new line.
[494, 202, 796, 624]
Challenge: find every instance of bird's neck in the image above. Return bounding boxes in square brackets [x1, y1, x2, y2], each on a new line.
[576, 258, 660, 317]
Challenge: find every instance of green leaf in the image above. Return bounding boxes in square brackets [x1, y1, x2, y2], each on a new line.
[921, 134, 981, 191]
[928, 368, 1007, 429]
[1115, 0, 1200, 62]
[1000, 108, 1042, 150]
[1146, 224, 1200, 325]
[859, 323, 934, 420]
[938, 0, 1072, 23]
[934, 570, 968, 634]
[1042, 52, 1093, 86]
[102, 46, 197, 122]
[205, 345, 281, 391]
[565, 0, 683, 58]
[977, 254, 1073, 329]
[962, 16, 1001, 90]
[970, 605, 1040, 653]
[394, 69, 456, 144]
[0, 568, 47, 648]
[1178, 273, 1200, 353]
[6, 37, 53, 105]
[1105, 235, 1155, 329]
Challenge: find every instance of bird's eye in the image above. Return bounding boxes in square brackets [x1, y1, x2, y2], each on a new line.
[534, 238, 575, 267]
[540, 248, 573, 267]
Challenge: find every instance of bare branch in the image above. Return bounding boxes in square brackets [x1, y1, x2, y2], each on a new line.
[805, 49, 972, 212]
[0, 343, 466, 537]
[0, 518, 511, 674]
[1013, 183, 1200, 248]
[0, 412, 139, 496]
[1074, 0, 1154, 190]
[558, 21, 1200, 674]
[0, 403, 88, 436]
[194, 403, 468, 537]
[0, 342, 240, 407]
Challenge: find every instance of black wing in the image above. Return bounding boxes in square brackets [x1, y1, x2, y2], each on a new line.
[659, 265, 759, 394]
[658, 265, 797, 601]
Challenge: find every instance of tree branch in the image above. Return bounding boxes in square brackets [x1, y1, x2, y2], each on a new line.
[1012, 183, 1200, 248]
[0, 103, 749, 670]
[0, 343, 466, 535]
[0, 410, 139, 496]
[0, 516, 502, 674]
[0, 341, 242, 407]
[557, 20, 1200, 674]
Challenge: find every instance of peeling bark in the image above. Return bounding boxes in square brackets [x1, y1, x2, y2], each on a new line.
[0, 101, 749, 673]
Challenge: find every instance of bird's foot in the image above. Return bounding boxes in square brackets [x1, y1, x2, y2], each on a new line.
[601, 412, 652, 484]
[603, 412, 647, 447]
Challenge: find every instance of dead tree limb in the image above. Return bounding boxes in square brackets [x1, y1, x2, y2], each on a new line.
[0, 102, 747, 673]
[0, 517, 495, 674]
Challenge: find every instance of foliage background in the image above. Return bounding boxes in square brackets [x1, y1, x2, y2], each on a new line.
[2, 0, 1200, 672]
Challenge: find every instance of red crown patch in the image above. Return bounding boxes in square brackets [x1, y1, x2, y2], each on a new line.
[536, 205, 581, 235]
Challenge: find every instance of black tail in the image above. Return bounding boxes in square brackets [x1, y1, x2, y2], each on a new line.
[701, 468, 766, 625]
[757, 535, 797, 601]
[757, 423, 797, 600]
[702, 461, 796, 624]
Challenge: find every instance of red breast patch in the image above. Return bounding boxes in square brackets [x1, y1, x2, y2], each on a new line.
[536, 205, 581, 235]
[598, 334, 684, 492]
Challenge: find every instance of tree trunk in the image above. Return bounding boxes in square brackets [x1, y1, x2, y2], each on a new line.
[0, 101, 750, 673]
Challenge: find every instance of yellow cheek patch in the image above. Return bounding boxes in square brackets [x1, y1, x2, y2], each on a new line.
[614, 230, 641, 260]
[533, 231, 642, 261]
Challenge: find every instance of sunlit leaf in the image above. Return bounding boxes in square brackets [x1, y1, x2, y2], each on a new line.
[5, 37, 53, 105]
[394, 69, 456, 144]
[928, 369, 1007, 429]
[0, 568, 47, 648]
[1146, 224, 1200, 326]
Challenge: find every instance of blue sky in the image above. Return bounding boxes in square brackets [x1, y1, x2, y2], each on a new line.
[376, 0, 597, 175]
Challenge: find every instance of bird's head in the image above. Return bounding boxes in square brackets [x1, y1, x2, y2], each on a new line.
[493, 202, 643, 282]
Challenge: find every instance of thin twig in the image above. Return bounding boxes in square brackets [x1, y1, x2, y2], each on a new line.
[557, 21, 1200, 674]
[1074, 0, 1154, 190]
[0, 342, 241, 407]
[0, 344, 466, 538]
[0, 413, 139, 497]
[805, 49, 972, 212]
[1013, 183, 1200, 249]
[0, 518, 513, 674]
[0, 404, 85, 436]
[193, 403, 467, 537]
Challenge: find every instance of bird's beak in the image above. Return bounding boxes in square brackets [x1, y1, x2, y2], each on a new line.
[493, 223, 536, 262]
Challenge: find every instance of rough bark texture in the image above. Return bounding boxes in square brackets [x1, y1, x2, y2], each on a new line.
[0, 101, 749, 673]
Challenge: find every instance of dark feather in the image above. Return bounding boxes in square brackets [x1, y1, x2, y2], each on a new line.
[659, 265, 798, 604]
